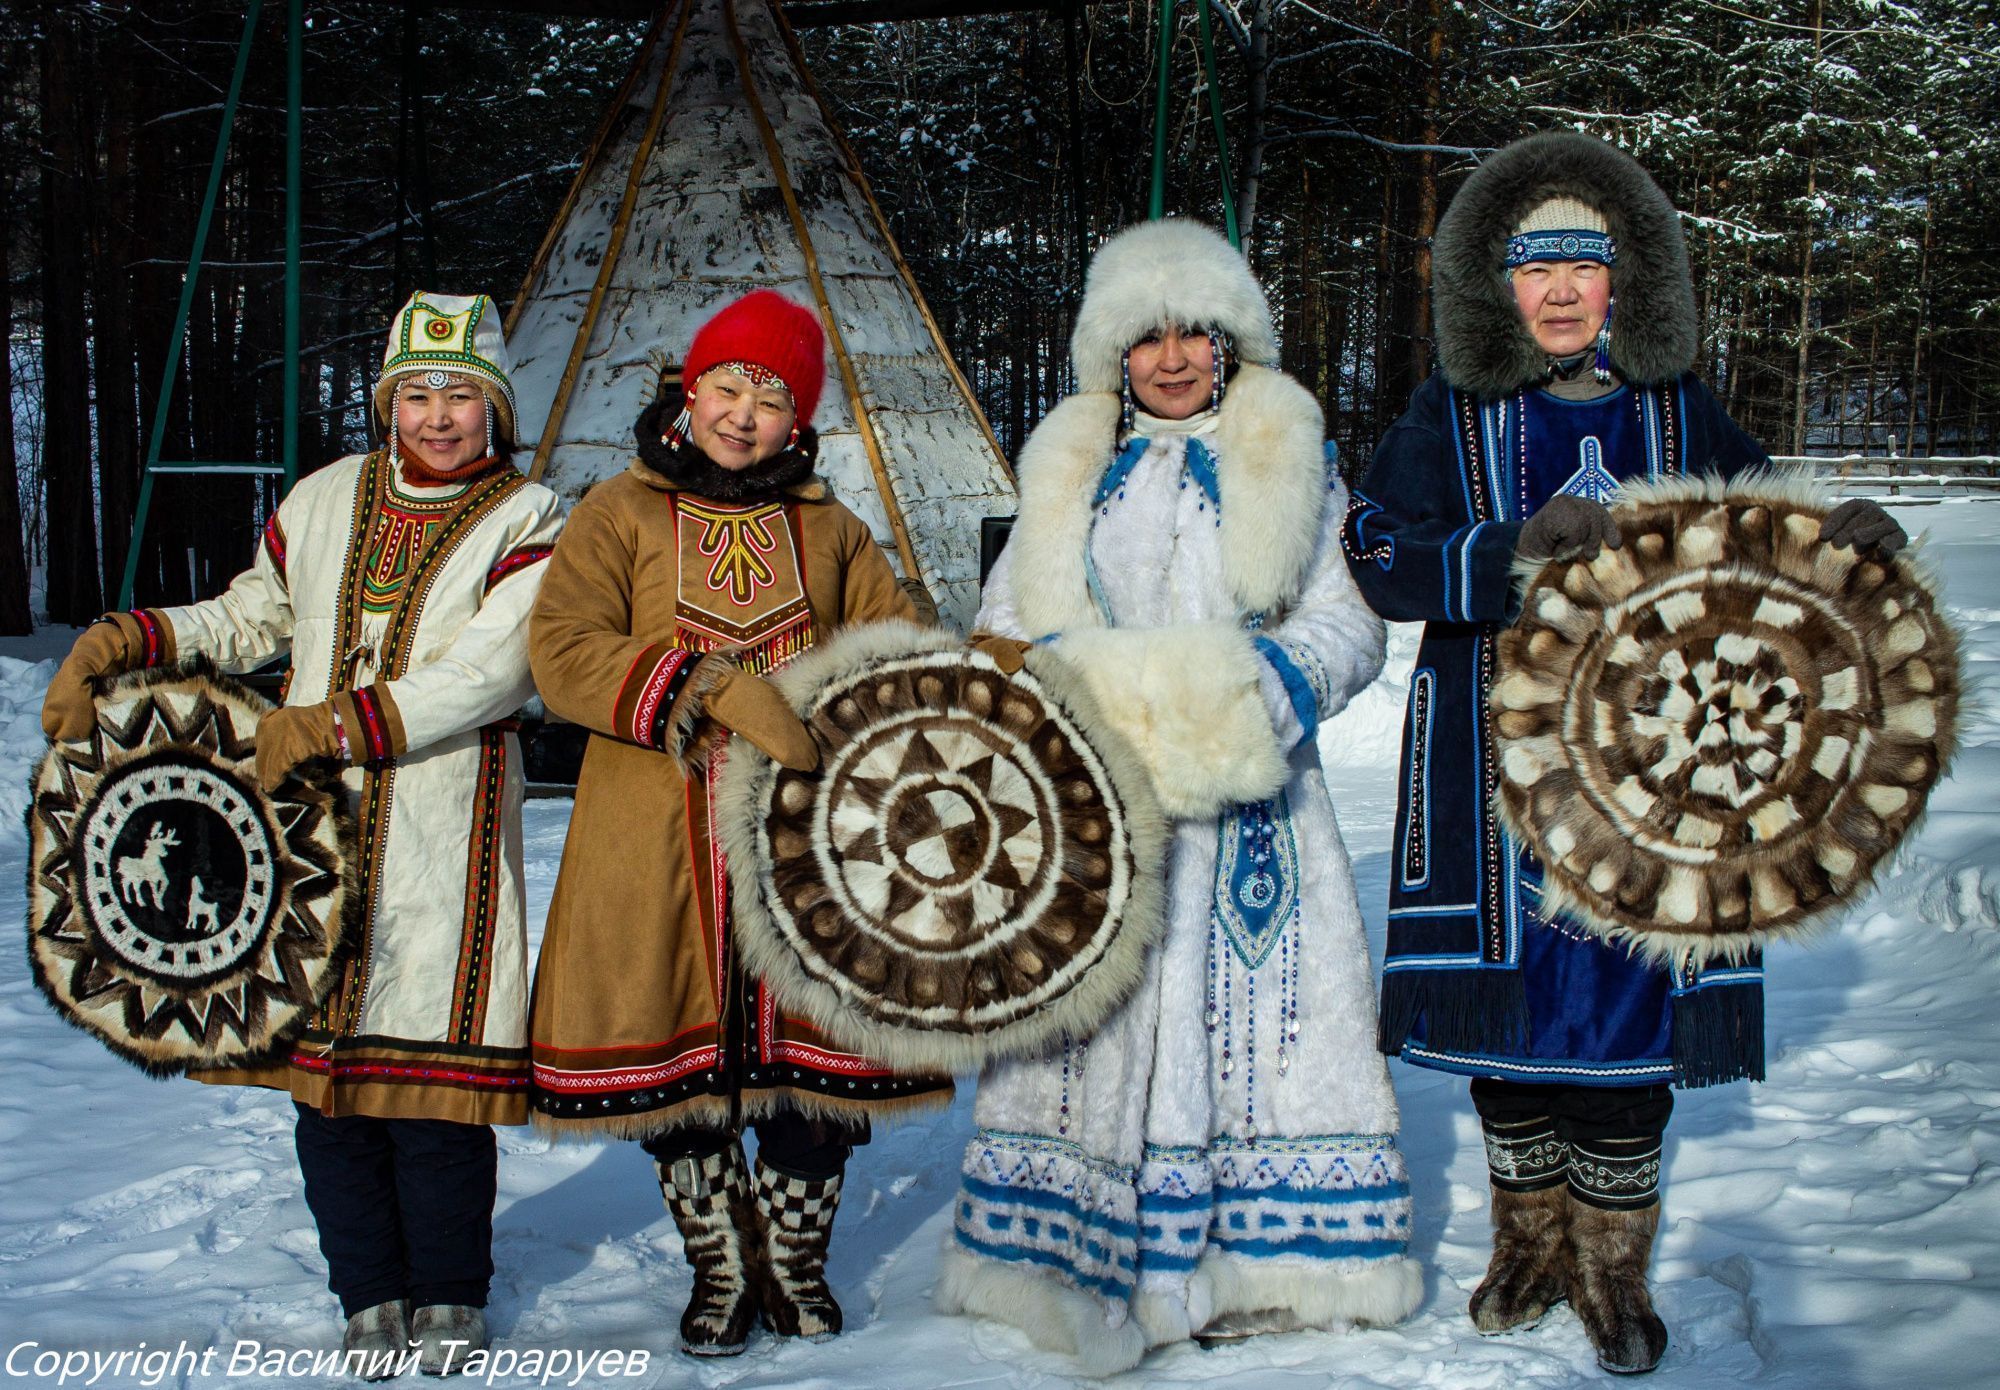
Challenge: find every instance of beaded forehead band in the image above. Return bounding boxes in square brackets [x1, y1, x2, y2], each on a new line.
[697, 361, 793, 397]
[1506, 230, 1617, 269]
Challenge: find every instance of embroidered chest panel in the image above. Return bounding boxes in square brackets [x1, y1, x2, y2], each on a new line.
[671, 496, 814, 674]
[358, 486, 462, 615]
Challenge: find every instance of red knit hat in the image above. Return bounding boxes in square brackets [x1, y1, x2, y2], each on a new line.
[682, 290, 827, 427]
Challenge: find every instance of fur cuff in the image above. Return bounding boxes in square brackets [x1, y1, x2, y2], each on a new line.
[934, 1246, 1149, 1376]
[1050, 623, 1288, 819]
[1199, 1251, 1422, 1330]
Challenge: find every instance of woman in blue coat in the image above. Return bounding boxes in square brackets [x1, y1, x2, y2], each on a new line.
[1341, 132, 1904, 1373]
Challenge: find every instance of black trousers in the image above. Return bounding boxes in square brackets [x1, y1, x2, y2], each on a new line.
[1470, 1079, 1672, 1210]
[293, 1102, 497, 1319]
[640, 1111, 868, 1181]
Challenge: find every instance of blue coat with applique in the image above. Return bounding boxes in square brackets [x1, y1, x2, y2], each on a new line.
[1343, 369, 1773, 1088]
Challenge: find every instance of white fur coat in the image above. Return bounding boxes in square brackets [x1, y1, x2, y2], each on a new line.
[936, 367, 1421, 1371]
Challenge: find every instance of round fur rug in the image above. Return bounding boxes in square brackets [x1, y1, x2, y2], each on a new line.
[1495, 476, 1960, 963]
[27, 663, 358, 1074]
[719, 621, 1166, 1071]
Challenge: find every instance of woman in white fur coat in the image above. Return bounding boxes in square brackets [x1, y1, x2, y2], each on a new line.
[934, 219, 1420, 1372]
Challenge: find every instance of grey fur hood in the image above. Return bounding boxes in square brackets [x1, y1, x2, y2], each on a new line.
[1433, 131, 1697, 399]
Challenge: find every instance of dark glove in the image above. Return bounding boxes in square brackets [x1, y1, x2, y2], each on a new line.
[41, 614, 148, 741]
[1820, 498, 1907, 556]
[256, 702, 344, 792]
[969, 632, 1032, 675]
[1517, 495, 1623, 564]
[704, 665, 820, 771]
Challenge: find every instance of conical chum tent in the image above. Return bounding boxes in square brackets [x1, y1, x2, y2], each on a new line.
[506, 0, 1015, 627]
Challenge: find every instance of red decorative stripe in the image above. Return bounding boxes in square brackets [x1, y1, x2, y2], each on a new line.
[484, 543, 553, 594]
[127, 610, 165, 668]
[532, 1048, 718, 1093]
[632, 648, 690, 747]
[349, 686, 392, 764]
[286, 1053, 529, 1089]
[261, 511, 288, 579]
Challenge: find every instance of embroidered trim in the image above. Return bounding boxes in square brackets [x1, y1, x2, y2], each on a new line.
[1567, 1138, 1661, 1209]
[484, 543, 553, 593]
[1482, 1119, 1569, 1190]
[450, 726, 507, 1045]
[631, 648, 694, 747]
[1402, 669, 1435, 889]
[260, 512, 287, 580]
[1341, 490, 1395, 570]
[348, 686, 393, 764]
[127, 610, 166, 669]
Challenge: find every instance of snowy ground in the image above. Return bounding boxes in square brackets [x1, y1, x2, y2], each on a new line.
[1, 498, 1995, 1388]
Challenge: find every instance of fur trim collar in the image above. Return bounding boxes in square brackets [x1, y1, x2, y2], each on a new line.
[1071, 220, 1279, 394]
[1434, 131, 1696, 398]
[1009, 364, 1326, 635]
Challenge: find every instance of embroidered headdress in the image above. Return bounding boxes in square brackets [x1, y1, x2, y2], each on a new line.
[372, 292, 519, 441]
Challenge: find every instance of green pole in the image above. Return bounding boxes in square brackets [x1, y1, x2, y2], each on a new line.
[121, 0, 265, 611]
[1148, 0, 1174, 220]
[1194, 0, 1240, 249]
[284, 0, 302, 493]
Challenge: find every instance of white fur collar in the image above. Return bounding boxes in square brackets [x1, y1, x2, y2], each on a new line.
[1008, 363, 1327, 635]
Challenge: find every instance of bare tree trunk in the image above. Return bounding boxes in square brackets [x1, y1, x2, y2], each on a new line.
[0, 134, 35, 634]
[1407, 0, 1445, 388]
[1904, 179, 1934, 458]
[92, 20, 141, 605]
[1790, 151, 1817, 455]
[39, 12, 102, 622]
[1235, 0, 1272, 248]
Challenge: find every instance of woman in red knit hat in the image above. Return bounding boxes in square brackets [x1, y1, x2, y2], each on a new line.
[524, 290, 950, 1356]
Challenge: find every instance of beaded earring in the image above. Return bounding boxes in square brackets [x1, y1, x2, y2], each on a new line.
[484, 397, 495, 459]
[1209, 329, 1228, 411]
[786, 423, 800, 452]
[1119, 349, 1135, 435]
[662, 388, 694, 448]
[388, 380, 401, 469]
[1594, 298, 1615, 384]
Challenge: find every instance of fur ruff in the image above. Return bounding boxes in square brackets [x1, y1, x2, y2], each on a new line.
[1050, 622, 1290, 820]
[1434, 131, 1697, 398]
[717, 620, 1169, 1072]
[932, 1246, 1150, 1375]
[1070, 219, 1278, 394]
[26, 660, 361, 1077]
[1495, 472, 1961, 963]
[1198, 1250, 1424, 1332]
[1008, 365, 1328, 635]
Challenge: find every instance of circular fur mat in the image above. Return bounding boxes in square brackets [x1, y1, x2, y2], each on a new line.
[27, 663, 358, 1074]
[719, 622, 1166, 1070]
[1495, 476, 1960, 963]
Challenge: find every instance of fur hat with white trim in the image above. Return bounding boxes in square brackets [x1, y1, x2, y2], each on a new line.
[1069, 219, 1279, 395]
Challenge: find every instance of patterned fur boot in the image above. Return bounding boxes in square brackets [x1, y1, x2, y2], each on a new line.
[656, 1146, 763, 1356]
[1470, 1183, 1571, 1334]
[752, 1159, 844, 1340]
[1567, 1199, 1668, 1374]
[1470, 1114, 1571, 1334]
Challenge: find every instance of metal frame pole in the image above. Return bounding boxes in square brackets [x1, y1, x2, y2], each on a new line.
[121, 0, 266, 611]
[1195, 0, 1239, 248]
[285, 0, 302, 491]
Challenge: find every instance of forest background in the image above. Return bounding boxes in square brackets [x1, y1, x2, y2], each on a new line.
[2, 0, 1995, 633]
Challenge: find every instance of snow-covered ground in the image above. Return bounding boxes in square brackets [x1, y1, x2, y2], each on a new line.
[2, 499, 1995, 1388]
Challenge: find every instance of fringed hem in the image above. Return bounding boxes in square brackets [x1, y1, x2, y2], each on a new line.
[933, 1244, 1148, 1376]
[1671, 981, 1765, 1088]
[1379, 967, 1528, 1056]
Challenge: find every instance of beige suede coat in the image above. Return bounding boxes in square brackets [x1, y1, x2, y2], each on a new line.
[527, 460, 953, 1138]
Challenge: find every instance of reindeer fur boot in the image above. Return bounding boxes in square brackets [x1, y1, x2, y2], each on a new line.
[1567, 1199, 1668, 1374]
[752, 1159, 844, 1341]
[1470, 1182, 1571, 1334]
[656, 1146, 763, 1356]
